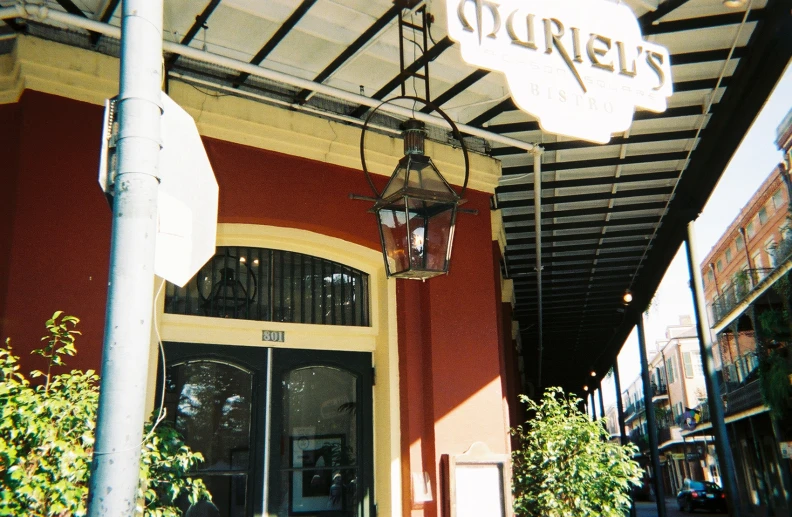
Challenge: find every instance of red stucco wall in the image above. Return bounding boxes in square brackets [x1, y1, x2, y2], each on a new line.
[1, 92, 110, 373]
[2, 92, 509, 517]
[0, 103, 21, 334]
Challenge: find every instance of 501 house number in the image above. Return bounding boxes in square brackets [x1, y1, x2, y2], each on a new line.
[262, 330, 285, 342]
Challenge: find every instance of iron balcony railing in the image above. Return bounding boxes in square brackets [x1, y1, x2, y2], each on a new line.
[710, 267, 776, 324]
[724, 379, 763, 416]
[718, 351, 760, 394]
[651, 383, 668, 397]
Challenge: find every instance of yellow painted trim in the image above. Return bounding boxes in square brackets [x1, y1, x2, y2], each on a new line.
[491, 210, 506, 257]
[151, 223, 401, 517]
[501, 278, 514, 305]
[2, 35, 501, 193]
[0, 46, 23, 104]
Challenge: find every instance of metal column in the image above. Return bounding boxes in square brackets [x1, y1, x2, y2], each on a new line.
[613, 361, 628, 446]
[685, 221, 742, 517]
[533, 150, 544, 388]
[598, 380, 606, 421]
[613, 359, 637, 517]
[87, 1, 163, 515]
[637, 314, 667, 517]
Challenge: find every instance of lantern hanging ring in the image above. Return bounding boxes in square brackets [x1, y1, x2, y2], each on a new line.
[359, 95, 470, 199]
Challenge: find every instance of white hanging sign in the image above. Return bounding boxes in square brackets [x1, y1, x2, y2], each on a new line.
[446, 0, 673, 143]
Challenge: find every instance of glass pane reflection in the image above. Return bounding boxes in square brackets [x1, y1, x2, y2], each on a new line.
[166, 360, 253, 517]
[274, 366, 359, 516]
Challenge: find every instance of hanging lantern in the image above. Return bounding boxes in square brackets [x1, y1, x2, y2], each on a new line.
[359, 97, 470, 280]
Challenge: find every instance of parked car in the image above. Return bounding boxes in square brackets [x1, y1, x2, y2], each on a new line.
[677, 479, 727, 513]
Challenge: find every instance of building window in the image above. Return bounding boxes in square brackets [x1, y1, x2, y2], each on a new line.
[165, 246, 371, 326]
[747, 222, 756, 238]
[716, 259, 723, 272]
[758, 207, 768, 225]
[683, 352, 694, 378]
[725, 248, 733, 263]
[682, 352, 703, 378]
[707, 270, 714, 284]
[666, 357, 675, 384]
[773, 189, 785, 210]
[767, 239, 778, 267]
[735, 235, 744, 251]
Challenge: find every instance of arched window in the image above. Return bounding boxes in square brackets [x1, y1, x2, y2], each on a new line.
[165, 247, 370, 326]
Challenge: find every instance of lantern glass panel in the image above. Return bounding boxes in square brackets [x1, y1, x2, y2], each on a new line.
[377, 207, 410, 274]
[382, 155, 454, 200]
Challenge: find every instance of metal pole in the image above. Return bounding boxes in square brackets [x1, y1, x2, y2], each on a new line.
[613, 361, 628, 446]
[533, 150, 544, 388]
[637, 314, 667, 517]
[87, 1, 163, 515]
[598, 380, 606, 421]
[685, 221, 743, 517]
[614, 359, 637, 517]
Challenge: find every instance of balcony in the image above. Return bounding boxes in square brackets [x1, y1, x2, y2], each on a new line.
[651, 383, 668, 398]
[725, 379, 763, 416]
[710, 268, 775, 325]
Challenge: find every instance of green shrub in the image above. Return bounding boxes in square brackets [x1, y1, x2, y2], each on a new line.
[0, 312, 211, 516]
[511, 387, 643, 517]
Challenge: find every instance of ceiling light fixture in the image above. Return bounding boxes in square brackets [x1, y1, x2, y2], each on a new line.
[623, 289, 633, 304]
[722, 0, 747, 8]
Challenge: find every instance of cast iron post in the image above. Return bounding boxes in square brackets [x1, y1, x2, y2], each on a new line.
[637, 314, 667, 517]
[685, 221, 742, 517]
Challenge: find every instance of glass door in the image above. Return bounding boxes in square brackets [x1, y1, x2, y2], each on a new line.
[268, 349, 373, 517]
[161, 344, 372, 517]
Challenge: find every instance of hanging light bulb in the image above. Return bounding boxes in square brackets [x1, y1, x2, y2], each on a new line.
[623, 289, 633, 304]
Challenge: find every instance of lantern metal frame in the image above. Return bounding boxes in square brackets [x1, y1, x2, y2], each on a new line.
[358, 95, 471, 280]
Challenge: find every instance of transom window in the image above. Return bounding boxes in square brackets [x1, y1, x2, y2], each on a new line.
[165, 247, 370, 326]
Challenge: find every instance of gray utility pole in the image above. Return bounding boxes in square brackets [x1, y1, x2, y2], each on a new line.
[685, 221, 743, 517]
[87, 1, 164, 515]
[637, 314, 667, 517]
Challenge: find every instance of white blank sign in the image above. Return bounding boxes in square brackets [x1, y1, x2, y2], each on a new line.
[448, 442, 511, 517]
[455, 464, 505, 517]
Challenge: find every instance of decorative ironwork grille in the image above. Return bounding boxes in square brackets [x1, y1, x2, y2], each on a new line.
[165, 247, 370, 326]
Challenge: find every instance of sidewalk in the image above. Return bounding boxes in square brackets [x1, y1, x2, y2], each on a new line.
[636, 499, 727, 517]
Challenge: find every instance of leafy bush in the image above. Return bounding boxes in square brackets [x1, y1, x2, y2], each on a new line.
[511, 387, 643, 517]
[0, 312, 211, 516]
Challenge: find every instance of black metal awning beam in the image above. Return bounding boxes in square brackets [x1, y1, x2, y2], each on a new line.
[166, 0, 222, 70]
[644, 9, 764, 36]
[500, 186, 673, 208]
[496, 171, 680, 193]
[503, 151, 688, 175]
[492, 130, 698, 156]
[232, 0, 319, 87]
[295, 5, 401, 103]
[501, 202, 667, 221]
[506, 228, 654, 244]
[348, 36, 455, 118]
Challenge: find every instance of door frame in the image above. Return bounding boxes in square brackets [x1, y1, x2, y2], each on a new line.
[150, 223, 401, 517]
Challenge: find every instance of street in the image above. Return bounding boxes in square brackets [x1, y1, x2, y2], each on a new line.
[636, 499, 728, 517]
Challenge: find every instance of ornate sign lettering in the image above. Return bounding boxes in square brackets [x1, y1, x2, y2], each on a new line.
[447, 0, 673, 143]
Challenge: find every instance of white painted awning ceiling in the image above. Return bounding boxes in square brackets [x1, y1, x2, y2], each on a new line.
[2, 0, 790, 392]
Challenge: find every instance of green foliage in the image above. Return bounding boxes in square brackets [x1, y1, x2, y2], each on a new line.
[759, 308, 789, 343]
[511, 387, 643, 517]
[758, 349, 792, 420]
[0, 312, 211, 517]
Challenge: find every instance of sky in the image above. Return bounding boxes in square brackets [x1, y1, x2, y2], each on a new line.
[598, 60, 792, 410]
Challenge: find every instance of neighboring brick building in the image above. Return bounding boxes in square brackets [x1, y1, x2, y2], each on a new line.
[688, 110, 792, 514]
